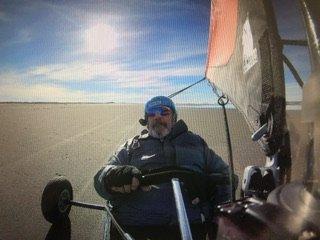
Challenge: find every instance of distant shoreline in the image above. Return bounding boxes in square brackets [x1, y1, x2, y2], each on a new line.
[0, 101, 301, 110]
[0, 102, 116, 104]
[0, 101, 302, 105]
[0, 102, 220, 106]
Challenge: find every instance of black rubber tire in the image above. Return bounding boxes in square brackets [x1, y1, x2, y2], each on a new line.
[41, 176, 73, 224]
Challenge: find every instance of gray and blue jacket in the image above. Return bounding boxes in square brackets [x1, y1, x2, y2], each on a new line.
[94, 120, 231, 226]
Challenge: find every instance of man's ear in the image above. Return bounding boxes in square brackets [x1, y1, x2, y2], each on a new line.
[139, 118, 147, 126]
[139, 113, 148, 126]
[173, 113, 177, 123]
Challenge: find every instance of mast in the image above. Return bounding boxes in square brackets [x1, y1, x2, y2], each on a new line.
[299, 0, 320, 197]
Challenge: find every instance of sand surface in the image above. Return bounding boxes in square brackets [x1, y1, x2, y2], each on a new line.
[0, 103, 303, 240]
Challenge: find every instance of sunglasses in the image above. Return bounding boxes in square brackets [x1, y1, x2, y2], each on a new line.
[146, 108, 172, 117]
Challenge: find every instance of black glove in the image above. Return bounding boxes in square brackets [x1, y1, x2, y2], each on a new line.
[104, 165, 141, 190]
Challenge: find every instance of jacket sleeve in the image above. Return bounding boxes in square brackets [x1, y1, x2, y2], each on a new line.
[93, 141, 131, 200]
[203, 140, 234, 205]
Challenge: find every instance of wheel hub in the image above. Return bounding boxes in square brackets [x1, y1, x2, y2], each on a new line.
[58, 189, 71, 213]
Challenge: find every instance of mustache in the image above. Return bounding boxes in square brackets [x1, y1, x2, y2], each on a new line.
[150, 120, 168, 128]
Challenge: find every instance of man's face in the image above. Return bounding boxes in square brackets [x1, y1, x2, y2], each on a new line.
[147, 106, 174, 139]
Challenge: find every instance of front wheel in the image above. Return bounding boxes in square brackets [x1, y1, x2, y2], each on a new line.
[41, 176, 73, 224]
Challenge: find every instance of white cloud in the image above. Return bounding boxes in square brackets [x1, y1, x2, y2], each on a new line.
[27, 61, 202, 88]
[72, 19, 148, 57]
[0, 71, 23, 84]
[28, 61, 121, 82]
[0, 63, 198, 102]
[4, 56, 305, 104]
[154, 46, 206, 65]
[83, 23, 119, 54]
[0, 0, 206, 103]
[0, 81, 152, 103]
[0, 82, 89, 102]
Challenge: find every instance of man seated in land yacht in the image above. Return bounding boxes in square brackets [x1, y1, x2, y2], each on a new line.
[94, 96, 231, 240]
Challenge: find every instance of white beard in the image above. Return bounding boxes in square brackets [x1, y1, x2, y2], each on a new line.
[148, 120, 173, 139]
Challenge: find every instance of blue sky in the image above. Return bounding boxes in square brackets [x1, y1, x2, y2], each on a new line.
[0, 0, 309, 104]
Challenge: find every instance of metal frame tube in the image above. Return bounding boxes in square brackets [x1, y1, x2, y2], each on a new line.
[171, 178, 193, 240]
[281, 39, 308, 46]
[69, 200, 134, 240]
[69, 200, 105, 210]
[282, 54, 304, 88]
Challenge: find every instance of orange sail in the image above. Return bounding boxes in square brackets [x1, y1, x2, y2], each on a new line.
[205, 0, 286, 156]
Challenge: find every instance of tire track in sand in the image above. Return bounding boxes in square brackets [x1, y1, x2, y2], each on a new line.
[7, 112, 128, 168]
[77, 120, 143, 199]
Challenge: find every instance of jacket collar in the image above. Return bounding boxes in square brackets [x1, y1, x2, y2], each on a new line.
[167, 120, 188, 140]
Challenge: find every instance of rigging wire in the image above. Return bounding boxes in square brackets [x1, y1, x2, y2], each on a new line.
[217, 96, 235, 202]
[210, 83, 236, 202]
[168, 77, 207, 99]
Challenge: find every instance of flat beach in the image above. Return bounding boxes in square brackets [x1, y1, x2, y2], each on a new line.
[0, 103, 303, 240]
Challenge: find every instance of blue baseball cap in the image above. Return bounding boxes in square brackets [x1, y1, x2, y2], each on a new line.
[145, 96, 176, 115]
